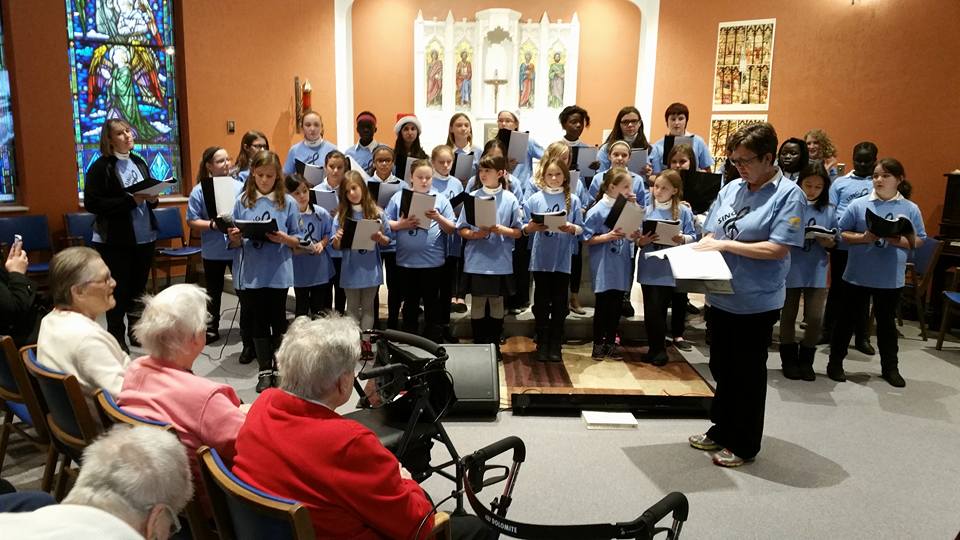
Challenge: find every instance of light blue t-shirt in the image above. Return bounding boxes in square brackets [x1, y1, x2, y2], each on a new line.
[702, 172, 806, 314]
[368, 175, 403, 253]
[292, 205, 335, 287]
[231, 194, 300, 290]
[344, 141, 379, 172]
[636, 204, 697, 287]
[786, 201, 836, 289]
[385, 189, 454, 269]
[596, 142, 653, 176]
[524, 190, 584, 274]
[828, 172, 872, 251]
[512, 138, 545, 184]
[331, 209, 389, 289]
[431, 175, 465, 257]
[456, 188, 522, 275]
[650, 134, 714, 173]
[587, 169, 649, 207]
[186, 178, 243, 261]
[839, 194, 926, 289]
[92, 158, 157, 245]
[282, 140, 339, 175]
[583, 199, 635, 293]
[465, 173, 525, 202]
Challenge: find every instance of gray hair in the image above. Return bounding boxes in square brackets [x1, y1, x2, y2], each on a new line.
[133, 284, 209, 360]
[277, 315, 360, 401]
[63, 425, 193, 531]
[49, 246, 104, 307]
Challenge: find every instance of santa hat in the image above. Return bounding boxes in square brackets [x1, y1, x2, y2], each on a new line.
[394, 114, 422, 135]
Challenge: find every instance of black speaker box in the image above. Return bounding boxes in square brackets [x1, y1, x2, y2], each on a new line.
[393, 343, 500, 418]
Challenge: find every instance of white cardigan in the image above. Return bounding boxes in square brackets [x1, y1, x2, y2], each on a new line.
[37, 308, 129, 397]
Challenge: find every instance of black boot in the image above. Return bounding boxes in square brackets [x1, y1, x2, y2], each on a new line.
[881, 358, 905, 387]
[826, 358, 846, 382]
[621, 293, 635, 318]
[254, 338, 275, 393]
[779, 342, 802, 380]
[471, 318, 485, 344]
[535, 324, 550, 362]
[440, 324, 459, 344]
[490, 317, 504, 362]
[798, 345, 817, 381]
[548, 320, 564, 363]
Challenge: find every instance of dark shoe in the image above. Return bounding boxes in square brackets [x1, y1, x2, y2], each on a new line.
[854, 340, 876, 356]
[817, 333, 832, 345]
[604, 344, 624, 360]
[779, 343, 802, 380]
[238, 345, 255, 365]
[827, 362, 846, 382]
[535, 327, 550, 362]
[621, 298, 635, 318]
[882, 369, 906, 388]
[569, 296, 587, 315]
[441, 327, 459, 344]
[592, 343, 605, 360]
[127, 333, 141, 348]
[256, 370, 273, 393]
[471, 319, 485, 344]
[685, 302, 701, 315]
[548, 333, 563, 363]
[205, 328, 221, 345]
[798, 345, 817, 381]
[672, 338, 693, 352]
[452, 302, 468, 314]
[649, 351, 669, 367]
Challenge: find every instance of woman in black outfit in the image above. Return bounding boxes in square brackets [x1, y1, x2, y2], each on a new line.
[83, 119, 160, 351]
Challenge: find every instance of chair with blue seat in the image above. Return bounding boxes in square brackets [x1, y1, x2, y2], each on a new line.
[0, 338, 57, 492]
[63, 212, 96, 247]
[899, 239, 944, 340]
[21, 346, 101, 500]
[936, 267, 960, 351]
[0, 215, 53, 279]
[151, 206, 203, 293]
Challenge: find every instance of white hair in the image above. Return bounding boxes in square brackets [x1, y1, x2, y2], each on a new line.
[277, 315, 360, 401]
[133, 284, 209, 360]
[63, 425, 193, 530]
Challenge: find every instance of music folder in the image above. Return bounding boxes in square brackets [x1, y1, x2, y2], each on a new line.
[642, 219, 682, 246]
[628, 149, 649, 175]
[368, 181, 402, 208]
[346, 155, 372, 181]
[340, 218, 381, 251]
[804, 225, 838, 240]
[235, 219, 278, 241]
[463, 194, 497, 228]
[531, 210, 567, 232]
[452, 152, 475, 183]
[644, 244, 734, 294]
[496, 128, 529, 165]
[295, 159, 326, 186]
[662, 135, 693, 166]
[310, 188, 338, 213]
[394, 157, 414, 182]
[603, 195, 644, 234]
[680, 170, 722, 215]
[570, 145, 599, 177]
[125, 177, 176, 196]
[866, 208, 916, 246]
[200, 176, 238, 230]
[400, 189, 436, 229]
[569, 170, 581, 194]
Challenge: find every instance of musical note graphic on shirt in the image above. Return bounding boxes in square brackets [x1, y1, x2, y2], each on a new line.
[722, 206, 751, 240]
[802, 216, 817, 252]
[303, 222, 316, 243]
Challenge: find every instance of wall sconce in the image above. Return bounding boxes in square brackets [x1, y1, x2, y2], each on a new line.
[294, 77, 312, 132]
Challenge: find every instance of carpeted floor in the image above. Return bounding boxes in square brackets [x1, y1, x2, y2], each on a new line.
[4, 291, 960, 539]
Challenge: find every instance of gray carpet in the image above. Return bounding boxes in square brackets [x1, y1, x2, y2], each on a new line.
[5, 292, 960, 539]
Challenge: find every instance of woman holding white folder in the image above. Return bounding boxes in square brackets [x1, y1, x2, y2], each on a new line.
[688, 123, 806, 467]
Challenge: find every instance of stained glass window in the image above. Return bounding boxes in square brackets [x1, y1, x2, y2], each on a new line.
[66, 0, 181, 196]
[0, 11, 17, 203]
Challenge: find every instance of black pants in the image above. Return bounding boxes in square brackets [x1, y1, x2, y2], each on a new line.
[378, 252, 403, 328]
[823, 249, 870, 342]
[641, 284, 687, 356]
[570, 248, 583, 294]
[829, 284, 902, 370]
[593, 290, 623, 345]
[439, 256, 460, 324]
[240, 288, 288, 340]
[294, 283, 333, 318]
[508, 236, 531, 308]
[329, 257, 347, 314]
[94, 242, 154, 346]
[705, 306, 779, 460]
[533, 271, 570, 331]
[202, 258, 231, 327]
[399, 265, 444, 341]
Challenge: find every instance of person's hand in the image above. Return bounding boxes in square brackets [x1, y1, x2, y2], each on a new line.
[398, 464, 413, 480]
[671, 234, 685, 245]
[693, 237, 725, 252]
[642, 163, 653, 177]
[589, 160, 600, 171]
[626, 192, 637, 203]
[334, 228, 344, 242]
[816, 236, 836, 249]
[311, 242, 325, 255]
[424, 208, 441, 221]
[133, 193, 154, 205]
[227, 227, 241, 244]
[861, 230, 878, 244]
[525, 222, 549, 234]
[4, 240, 28, 274]
[558, 223, 577, 234]
[473, 228, 491, 239]
[634, 231, 657, 246]
[265, 231, 286, 244]
[397, 215, 419, 230]
[604, 228, 625, 242]
[371, 230, 387, 243]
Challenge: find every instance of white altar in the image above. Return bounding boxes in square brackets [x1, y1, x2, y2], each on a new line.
[413, 9, 580, 149]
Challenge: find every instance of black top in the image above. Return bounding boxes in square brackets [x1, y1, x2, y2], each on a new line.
[0, 267, 37, 347]
[83, 153, 159, 246]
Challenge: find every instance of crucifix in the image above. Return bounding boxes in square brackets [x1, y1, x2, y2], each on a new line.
[484, 69, 508, 113]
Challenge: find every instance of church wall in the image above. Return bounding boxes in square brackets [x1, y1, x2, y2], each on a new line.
[350, 0, 642, 146]
[651, 0, 960, 231]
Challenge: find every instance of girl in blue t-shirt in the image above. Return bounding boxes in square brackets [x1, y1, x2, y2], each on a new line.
[456, 154, 523, 355]
[320, 151, 348, 315]
[636, 169, 697, 366]
[285, 174, 334, 319]
[368, 145, 405, 329]
[386, 159, 456, 342]
[828, 158, 926, 388]
[522, 157, 584, 362]
[331, 171, 391, 331]
[778, 162, 835, 381]
[227, 150, 302, 393]
[430, 145, 467, 338]
[584, 169, 642, 359]
[282, 111, 338, 175]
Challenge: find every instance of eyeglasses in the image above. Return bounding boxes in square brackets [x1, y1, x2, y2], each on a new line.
[619, 119, 640, 126]
[250, 143, 268, 150]
[729, 154, 760, 168]
[82, 273, 113, 287]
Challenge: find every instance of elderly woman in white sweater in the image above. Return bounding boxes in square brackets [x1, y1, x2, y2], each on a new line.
[37, 246, 129, 397]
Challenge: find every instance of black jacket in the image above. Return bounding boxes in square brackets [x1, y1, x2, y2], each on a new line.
[83, 154, 159, 246]
[0, 266, 38, 347]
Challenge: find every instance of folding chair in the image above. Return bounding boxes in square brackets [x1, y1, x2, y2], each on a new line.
[152, 206, 202, 292]
[936, 267, 960, 351]
[900, 239, 943, 340]
[63, 212, 96, 248]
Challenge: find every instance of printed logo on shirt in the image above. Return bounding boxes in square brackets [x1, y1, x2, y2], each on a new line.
[843, 187, 870, 206]
[719, 207, 751, 240]
[306, 151, 320, 165]
[303, 221, 316, 242]
[802, 217, 817, 252]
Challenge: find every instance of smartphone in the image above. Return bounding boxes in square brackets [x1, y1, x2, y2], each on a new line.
[12, 234, 22, 246]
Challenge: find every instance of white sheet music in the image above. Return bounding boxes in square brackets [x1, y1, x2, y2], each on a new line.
[612, 201, 644, 234]
[506, 131, 529, 164]
[210, 176, 238, 217]
[644, 243, 732, 280]
[628, 149, 649, 175]
[301, 162, 325, 186]
[406, 191, 436, 230]
[350, 219, 381, 251]
[473, 196, 497, 229]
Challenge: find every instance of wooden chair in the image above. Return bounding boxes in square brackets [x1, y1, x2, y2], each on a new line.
[21, 347, 101, 500]
[936, 267, 960, 351]
[198, 445, 451, 540]
[900, 239, 944, 340]
[0, 338, 57, 491]
[94, 389, 215, 540]
[151, 207, 202, 292]
[62, 212, 96, 248]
